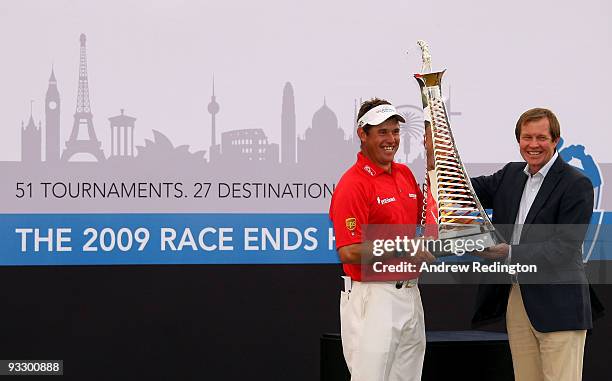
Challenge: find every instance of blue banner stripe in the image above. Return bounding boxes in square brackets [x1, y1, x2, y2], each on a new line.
[0, 212, 611, 265]
[1, 213, 336, 265]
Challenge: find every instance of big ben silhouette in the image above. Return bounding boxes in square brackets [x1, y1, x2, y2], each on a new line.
[45, 67, 60, 162]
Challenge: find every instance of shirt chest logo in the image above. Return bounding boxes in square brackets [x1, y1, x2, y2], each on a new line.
[377, 196, 397, 205]
[363, 165, 376, 177]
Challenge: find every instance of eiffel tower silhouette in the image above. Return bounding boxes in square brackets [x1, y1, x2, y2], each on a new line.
[61, 33, 105, 162]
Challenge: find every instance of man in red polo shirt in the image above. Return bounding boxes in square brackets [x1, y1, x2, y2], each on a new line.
[330, 98, 434, 381]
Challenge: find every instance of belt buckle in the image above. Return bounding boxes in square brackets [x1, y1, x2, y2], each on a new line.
[396, 279, 418, 288]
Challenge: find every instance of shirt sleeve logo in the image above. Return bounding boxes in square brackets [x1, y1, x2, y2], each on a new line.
[345, 217, 357, 231]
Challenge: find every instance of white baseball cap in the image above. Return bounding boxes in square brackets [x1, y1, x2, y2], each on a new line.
[357, 104, 406, 128]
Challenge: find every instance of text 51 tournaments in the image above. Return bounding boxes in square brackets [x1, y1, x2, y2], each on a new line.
[15, 182, 335, 199]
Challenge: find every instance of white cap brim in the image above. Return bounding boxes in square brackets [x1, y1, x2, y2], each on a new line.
[357, 104, 406, 128]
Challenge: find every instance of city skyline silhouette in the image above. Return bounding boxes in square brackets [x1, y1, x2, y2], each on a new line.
[6, 33, 611, 215]
[17, 33, 429, 173]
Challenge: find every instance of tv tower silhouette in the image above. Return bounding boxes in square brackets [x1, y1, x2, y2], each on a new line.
[208, 76, 219, 146]
[208, 75, 220, 162]
[61, 33, 105, 162]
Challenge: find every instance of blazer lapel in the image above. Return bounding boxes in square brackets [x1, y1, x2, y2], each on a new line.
[495, 166, 527, 242]
[523, 156, 564, 227]
[506, 167, 528, 225]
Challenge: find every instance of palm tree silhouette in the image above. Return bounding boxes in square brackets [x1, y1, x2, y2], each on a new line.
[397, 105, 424, 164]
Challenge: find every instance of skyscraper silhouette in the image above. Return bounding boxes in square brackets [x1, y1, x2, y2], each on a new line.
[45, 67, 61, 162]
[352, 97, 362, 146]
[281, 82, 296, 164]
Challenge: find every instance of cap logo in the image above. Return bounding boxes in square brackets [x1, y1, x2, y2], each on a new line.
[356, 104, 404, 129]
[376, 107, 394, 114]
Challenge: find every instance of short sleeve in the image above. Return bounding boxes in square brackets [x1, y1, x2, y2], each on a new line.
[329, 179, 370, 249]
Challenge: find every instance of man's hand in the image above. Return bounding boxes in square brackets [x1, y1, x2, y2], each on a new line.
[409, 237, 436, 264]
[474, 243, 510, 261]
[412, 247, 436, 264]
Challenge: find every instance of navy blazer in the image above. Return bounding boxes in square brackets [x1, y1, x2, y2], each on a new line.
[470, 155, 594, 332]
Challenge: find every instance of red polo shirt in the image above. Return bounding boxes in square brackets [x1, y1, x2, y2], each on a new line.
[329, 153, 423, 281]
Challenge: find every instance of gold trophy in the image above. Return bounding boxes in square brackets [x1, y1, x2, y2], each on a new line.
[414, 40, 498, 256]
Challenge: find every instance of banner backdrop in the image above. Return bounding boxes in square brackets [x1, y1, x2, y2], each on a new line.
[1, 1, 610, 266]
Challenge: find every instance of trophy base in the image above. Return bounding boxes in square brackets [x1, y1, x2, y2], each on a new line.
[427, 231, 499, 257]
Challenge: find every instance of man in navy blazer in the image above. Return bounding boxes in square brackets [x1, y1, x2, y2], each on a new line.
[470, 108, 593, 381]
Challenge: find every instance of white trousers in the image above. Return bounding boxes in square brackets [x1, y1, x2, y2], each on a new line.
[340, 281, 426, 381]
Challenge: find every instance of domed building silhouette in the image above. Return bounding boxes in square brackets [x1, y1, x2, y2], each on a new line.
[298, 99, 355, 168]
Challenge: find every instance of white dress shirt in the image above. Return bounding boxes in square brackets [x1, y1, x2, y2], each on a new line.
[509, 151, 559, 262]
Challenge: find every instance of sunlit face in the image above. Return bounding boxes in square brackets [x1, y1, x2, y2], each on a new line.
[358, 118, 400, 171]
[518, 117, 559, 174]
